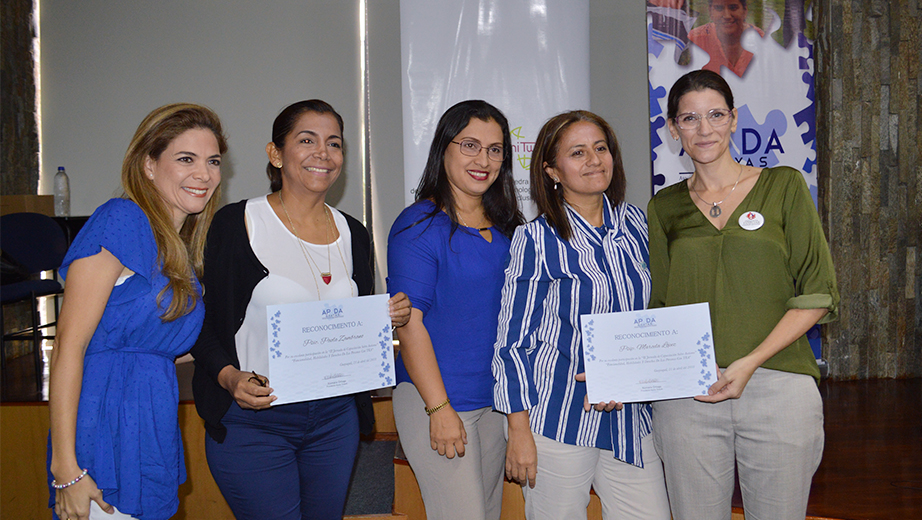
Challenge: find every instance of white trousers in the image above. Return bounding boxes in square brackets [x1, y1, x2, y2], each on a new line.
[393, 382, 506, 520]
[652, 368, 824, 520]
[522, 433, 671, 520]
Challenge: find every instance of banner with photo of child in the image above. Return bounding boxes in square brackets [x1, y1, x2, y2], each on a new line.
[647, 0, 817, 199]
[647, 0, 824, 359]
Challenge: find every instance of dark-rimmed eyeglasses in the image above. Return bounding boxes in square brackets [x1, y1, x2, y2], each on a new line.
[674, 108, 733, 130]
[451, 139, 505, 162]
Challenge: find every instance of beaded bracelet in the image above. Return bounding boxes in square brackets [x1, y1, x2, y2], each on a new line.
[425, 398, 450, 416]
[52, 468, 89, 490]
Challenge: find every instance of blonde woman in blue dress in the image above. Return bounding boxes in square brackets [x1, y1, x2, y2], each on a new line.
[48, 104, 225, 520]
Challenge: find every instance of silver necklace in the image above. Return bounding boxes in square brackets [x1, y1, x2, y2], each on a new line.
[327, 210, 353, 296]
[278, 192, 353, 298]
[457, 210, 490, 231]
[691, 163, 744, 218]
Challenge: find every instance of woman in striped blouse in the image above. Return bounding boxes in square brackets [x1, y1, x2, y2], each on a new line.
[492, 111, 670, 519]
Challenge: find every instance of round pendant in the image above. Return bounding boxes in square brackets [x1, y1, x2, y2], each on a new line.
[709, 205, 722, 218]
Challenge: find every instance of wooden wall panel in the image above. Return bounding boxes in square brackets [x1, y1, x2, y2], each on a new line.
[0, 403, 236, 520]
[174, 403, 234, 520]
[0, 404, 51, 519]
[1, 397, 401, 519]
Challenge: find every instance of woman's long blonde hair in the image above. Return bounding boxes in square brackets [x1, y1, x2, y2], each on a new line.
[122, 103, 227, 321]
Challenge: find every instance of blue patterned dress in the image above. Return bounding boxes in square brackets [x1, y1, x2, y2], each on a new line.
[48, 198, 203, 520]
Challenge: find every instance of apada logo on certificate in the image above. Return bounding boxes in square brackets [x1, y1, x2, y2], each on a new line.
[580, 302, 718, 403]
[267, 294, 396, 406]
[321, 303, 344, 320]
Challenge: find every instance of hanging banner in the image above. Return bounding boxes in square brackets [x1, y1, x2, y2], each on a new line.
[647, 0, 817, 201]
[400, 0, 590, 218]
[647, 0, 822, 359]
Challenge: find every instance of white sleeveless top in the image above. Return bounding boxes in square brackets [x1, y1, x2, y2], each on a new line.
[235, 195, 357, 376]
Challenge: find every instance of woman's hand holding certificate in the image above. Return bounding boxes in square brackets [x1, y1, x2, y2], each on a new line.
[579, 302, 719, 403]
[267, 294, 396, 405]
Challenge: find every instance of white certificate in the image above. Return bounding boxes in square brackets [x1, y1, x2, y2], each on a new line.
[580, 302, 718, 403]
[266, 294, 395, 406]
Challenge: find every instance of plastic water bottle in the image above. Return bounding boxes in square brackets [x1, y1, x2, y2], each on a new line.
[53, 166, 70, 216]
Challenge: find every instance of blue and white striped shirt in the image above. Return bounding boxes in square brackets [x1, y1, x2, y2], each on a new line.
[492, 197, 654, 467]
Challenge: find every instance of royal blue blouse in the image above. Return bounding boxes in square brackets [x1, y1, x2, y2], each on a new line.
[387, 200, 512, 412]
[48, 198, 202, 520]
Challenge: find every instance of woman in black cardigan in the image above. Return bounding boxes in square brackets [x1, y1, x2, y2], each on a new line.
[191, 100, 410, 520]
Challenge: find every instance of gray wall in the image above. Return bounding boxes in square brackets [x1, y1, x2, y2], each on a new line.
[40, 0, 366, 219]
[40, 0, 650, 287]
[590, 1, 652, 208]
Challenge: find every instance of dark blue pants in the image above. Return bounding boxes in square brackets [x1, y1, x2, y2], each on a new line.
[205, 396, 359, 520]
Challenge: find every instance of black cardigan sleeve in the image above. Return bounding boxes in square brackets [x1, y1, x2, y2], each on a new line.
[191, 203, 245, 379]
[344, 212, 374, 297]
[190, 200, 267, 442]
[343, 212, 377, 435]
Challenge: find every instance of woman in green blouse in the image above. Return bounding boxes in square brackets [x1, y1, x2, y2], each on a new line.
[647, 70, 839, 520]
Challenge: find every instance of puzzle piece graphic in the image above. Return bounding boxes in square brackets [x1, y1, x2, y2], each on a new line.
[732, 106, 788, 168]
[649, 66, 668, 119]
[793, 33, 817, 177]
[647, 22, 665, 59]
[647, 24, 817, 193]
[650, 116, 666, 163]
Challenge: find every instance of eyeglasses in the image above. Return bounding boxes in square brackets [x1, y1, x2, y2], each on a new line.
[674, 108, 733, 130]
[451, 139, 505, 162]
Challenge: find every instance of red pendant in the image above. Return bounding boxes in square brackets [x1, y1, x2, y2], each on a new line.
[321, 273, 332, 285]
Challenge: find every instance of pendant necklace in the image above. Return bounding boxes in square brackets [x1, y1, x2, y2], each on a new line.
[278, 192, 353, 297]
[326, 209, 354, 296]
[278, 192, 331, 293]
[691, 162, 744, 218]
[457, 210, 490, 231]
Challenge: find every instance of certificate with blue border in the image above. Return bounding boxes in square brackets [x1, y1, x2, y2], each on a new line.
[580, 302, 718, 403]
[267, 294, 395, 406]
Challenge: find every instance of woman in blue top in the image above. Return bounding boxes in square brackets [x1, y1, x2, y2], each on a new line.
[493, 111, 670, 519]
[48, 104, 225, 520]
[387, 100, 524, 520]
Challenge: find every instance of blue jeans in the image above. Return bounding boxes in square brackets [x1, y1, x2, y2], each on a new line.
[205, 396, 359, 520]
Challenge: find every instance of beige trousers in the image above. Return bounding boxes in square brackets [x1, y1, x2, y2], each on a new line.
[393, 382, 506, 520]
[521, 433, 671, 520]
[653, 368, 824, 520]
